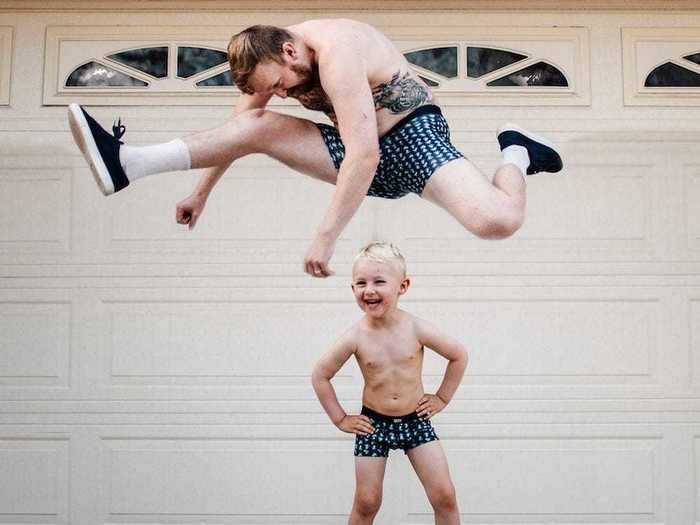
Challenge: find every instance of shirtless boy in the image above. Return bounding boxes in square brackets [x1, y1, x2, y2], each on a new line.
[312, 242, 468, 524]
[68, 19, 562, 278]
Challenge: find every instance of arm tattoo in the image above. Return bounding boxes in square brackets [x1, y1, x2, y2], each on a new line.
[372, 71, 430, 114]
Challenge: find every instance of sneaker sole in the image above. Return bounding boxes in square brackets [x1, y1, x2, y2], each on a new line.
[68, 103, 114, 196]
[498, 122, 558, 153]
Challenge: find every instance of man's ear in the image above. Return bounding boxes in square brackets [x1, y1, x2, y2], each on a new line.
[282, 41, 297, 59]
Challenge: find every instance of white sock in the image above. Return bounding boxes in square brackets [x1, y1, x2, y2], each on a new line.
[501, 145, 530, 176]
[120, 139, 191, 181]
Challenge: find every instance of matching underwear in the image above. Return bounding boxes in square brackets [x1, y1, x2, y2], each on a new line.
[316, 104, 464, 200]
[354, 405, 439, 457]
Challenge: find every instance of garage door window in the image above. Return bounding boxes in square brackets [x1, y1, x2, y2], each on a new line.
[645, 54, 700, 87]
[404, 44, 568, 89]
[65, 45, 233, 89]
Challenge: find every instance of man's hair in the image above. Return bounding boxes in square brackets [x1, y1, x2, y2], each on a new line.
[227, 25, 293, 94]
[354, 241, 407, 275]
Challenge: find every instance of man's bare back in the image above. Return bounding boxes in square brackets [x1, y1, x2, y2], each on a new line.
[284, 19, 434, 134]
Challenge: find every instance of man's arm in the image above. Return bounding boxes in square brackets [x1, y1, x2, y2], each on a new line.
[176, 91, 273, 229]
[303, 45, 380, 277]
[415, 318, 468, 410]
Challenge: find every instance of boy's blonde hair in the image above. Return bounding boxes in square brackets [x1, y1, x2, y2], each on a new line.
[354, 241, 407, 275]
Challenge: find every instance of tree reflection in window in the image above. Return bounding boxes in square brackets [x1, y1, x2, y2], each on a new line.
[66, 61, 148, 87]
[645, 61, 700, 87]
[683, 52, 700, 66]
[487, 62, 568, 87]
[196, 70, 234, 87]
[418, 75, 440, 87]
[107, 47, 168, 78]
[404, 47, 458, 78]
[178, 47, 228, 79]
[467, 47, 527, 78]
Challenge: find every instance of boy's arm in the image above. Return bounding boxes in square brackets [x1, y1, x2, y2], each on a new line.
[311, 330, 374, 435]
[415, 318, 469, 413]
[176, 91, 273, 229]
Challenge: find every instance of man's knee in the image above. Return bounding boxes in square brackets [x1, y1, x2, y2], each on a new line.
[472, 209, 523, 240]
[353, 489, 382, 517]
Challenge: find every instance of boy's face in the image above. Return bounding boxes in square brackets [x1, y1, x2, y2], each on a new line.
[351, 257, 410, 319]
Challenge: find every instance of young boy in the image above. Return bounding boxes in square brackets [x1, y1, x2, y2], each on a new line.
[311, 242, 468, 525]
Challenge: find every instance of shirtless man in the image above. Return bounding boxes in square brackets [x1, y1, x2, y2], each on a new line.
[68, 19, 562, 278]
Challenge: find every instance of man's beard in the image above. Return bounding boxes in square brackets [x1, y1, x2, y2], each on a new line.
[287, 63, 318, 97]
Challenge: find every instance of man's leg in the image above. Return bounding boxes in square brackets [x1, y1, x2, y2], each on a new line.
[420, 157, 526, 240]
[420, 124, 562, 240]
[184, 109, 338, 184]
[68, 105, 338, 195]
[406, 441, 460, 525]
[349, 457, 387, 525]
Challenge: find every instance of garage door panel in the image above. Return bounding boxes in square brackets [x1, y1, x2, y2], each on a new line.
[404, 437, 659, 522]
[377, 154, 659, 262]
[99, 166, 371, 264]
[0, 167, 72, 257]
[93, 292, 358, 390]
[0, 437, 70, 523]
[407, 294, 658, 387]
[685, 163, 700, 257]
[102, 437, 352, 520]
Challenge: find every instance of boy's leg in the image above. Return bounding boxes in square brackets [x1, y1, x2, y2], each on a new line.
[68, 105, 338, 195]
[349, 457, 387, 525]
[406, 441, 460, 525]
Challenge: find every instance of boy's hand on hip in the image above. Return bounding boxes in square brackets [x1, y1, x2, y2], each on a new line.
[337, 415, 375, 435]
[416, 394, 446, 419]
[304, 235, 336, 278]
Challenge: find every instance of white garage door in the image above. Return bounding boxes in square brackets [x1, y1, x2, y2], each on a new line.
[1, 2, 700, 524]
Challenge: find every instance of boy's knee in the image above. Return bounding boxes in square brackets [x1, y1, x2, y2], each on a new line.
[354, 490, 382, 517]
[429, 482, 457, 512]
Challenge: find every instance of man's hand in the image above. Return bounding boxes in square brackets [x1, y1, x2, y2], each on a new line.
[337, 414, 375, 435]
[176, 193, 208, 230]
[416, 394, 447, 419]
[304, 235, 336, 278]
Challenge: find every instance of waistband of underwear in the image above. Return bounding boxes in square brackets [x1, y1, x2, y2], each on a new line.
[381, 104, 443, 141]
[361, 405, 422, 423]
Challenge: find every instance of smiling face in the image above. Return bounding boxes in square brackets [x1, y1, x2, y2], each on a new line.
[351, 257, 410, 320]
[247, 42, 313, 98]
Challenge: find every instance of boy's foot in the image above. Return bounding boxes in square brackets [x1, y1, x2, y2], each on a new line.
[68, 103, 130, 195]
[497, 123, 563, 175]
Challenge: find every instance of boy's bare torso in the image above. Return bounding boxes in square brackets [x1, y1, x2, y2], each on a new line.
[285, 19, 435, 135]
[352, 310, 426, 416]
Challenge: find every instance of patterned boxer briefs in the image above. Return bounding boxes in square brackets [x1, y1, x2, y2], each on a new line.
[354, 405, 439, 457]
[316, 104, 464, 199]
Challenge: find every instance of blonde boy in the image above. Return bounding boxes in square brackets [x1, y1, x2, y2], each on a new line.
[311, 242, 468, 524]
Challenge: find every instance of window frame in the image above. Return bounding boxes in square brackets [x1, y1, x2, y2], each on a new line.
[0, 27, 13, 106]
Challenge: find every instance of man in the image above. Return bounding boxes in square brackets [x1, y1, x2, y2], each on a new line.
[68, 19, 562, 278]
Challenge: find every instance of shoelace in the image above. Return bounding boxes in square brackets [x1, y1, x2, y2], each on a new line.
[112, 118, 126, 143]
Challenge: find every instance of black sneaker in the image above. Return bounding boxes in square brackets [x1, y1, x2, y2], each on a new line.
[68, 103, 130, 195]
[497, 123, 563, 175]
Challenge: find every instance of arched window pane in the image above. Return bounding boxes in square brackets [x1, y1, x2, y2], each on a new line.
[404, 47, 458, 78]
[418, 75, 440, 87]
[107, 47, 168, 78]
[645, 62, 700, 87]
[487, 62, 568, 87]
[467, 47, 527, 78]
[196, 70, 234, 87]
[66, 61, 148, 87]
[178, 47, 228, 79]
[683, 52, 700, 66]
